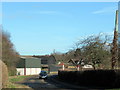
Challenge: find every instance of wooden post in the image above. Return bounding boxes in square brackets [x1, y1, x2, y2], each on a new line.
[77, 65, 80, 71]
[62, 63, 64, 70]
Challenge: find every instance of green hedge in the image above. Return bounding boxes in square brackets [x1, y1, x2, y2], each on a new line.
[58, 69, 120, 88]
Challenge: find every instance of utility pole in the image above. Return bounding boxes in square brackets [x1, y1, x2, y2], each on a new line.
[118, 9, 120, 68]
[111, 10, 118, 69]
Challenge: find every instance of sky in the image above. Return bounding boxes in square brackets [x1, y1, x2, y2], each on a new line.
[2, 2, 118, 55]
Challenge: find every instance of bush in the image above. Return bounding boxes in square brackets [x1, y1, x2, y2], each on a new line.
[8, 67, 17, 76]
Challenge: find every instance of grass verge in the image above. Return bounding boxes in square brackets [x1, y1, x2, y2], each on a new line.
[7, 75, 32, 88]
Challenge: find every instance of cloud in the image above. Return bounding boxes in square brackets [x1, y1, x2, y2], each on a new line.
[92, 6, 117, 14]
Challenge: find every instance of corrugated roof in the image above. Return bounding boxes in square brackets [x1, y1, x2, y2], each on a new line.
[16, 57, 41, 68]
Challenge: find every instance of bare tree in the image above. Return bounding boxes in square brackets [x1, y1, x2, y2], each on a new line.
[76, 33, 112, 69]
[0, 26, 20, 75]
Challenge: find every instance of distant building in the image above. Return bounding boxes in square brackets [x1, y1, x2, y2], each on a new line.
[68, 59, 81, 65]
[33, 55, 57, 73]
[16, 57, 41, 75]
[33, 55, 56, 65]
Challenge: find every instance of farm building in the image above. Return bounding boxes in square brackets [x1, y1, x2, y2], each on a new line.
[33, 55, 57, 73]
[16, 57, 41, 75]
[68, 59, 81, 65]
[33, 55, 56, 65]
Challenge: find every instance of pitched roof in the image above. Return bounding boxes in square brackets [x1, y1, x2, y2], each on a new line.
[68, 59, 80, 65]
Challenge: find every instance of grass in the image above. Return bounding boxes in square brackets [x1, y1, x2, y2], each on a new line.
[9, 75, 31, 83]
[7, 75, 32, 88]
[7, 81, 16, 88]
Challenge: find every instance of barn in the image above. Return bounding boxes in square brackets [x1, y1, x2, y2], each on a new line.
[16, 57, 41, 75]
[33, 55, 56, 65]
[33, 55, 57, 73]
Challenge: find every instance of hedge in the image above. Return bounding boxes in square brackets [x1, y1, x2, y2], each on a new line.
[58, 69, 120, 88]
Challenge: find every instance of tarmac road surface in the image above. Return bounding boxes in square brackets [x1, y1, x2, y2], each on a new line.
[16, 75, 90, 90]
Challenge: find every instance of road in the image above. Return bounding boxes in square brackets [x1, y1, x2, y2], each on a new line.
[16, 75, 89, 90]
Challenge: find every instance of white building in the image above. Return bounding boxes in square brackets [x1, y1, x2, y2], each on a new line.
[16, 57, 41, 75]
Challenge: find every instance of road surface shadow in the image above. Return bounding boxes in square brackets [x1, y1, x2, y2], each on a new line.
[17, 75, 72, 89]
